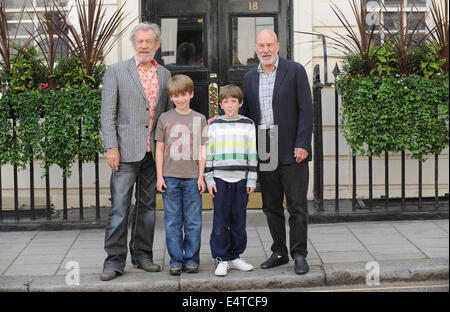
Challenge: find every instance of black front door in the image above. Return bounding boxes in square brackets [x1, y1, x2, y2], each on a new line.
[142, 0, 292, 118]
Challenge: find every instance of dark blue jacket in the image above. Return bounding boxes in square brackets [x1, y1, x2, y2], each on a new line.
[241, 57, 313, 165]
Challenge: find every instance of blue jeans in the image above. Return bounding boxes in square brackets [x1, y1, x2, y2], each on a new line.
[162, 177, 202, 268]
[103, 152, 157, 273]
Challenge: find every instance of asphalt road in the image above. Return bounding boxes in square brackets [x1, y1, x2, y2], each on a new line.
[234, 280, 449, 292]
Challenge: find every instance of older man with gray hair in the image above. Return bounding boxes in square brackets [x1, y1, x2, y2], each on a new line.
[100, 22, 172, 281]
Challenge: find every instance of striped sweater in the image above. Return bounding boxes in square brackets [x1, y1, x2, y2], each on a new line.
[205, 115, 258, 188]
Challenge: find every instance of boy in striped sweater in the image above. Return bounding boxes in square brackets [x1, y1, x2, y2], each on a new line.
[206, 84, 258, 276]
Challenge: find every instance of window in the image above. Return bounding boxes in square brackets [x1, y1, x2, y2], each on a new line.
[231, 16, 275, 66]
[160, 17, 204, 67]
[365, 0, 429, 43]
[3, 0, 70, 58]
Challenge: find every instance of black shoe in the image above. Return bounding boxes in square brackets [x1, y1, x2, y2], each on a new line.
[260, 253, 289, 269]
[136, 259, 161, 272]
[99, 269, 118, 281]
[294, 255, 309, 275]
[169, 266, 182, 275]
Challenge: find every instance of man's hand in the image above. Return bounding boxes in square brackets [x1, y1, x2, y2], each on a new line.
[106, 148, 120, 171]
[208, 184, 217, 198]
[156, 177, 167, 193]
[247, 187, 256, 195]
[294, 148, 308, 163]
[198, 176, 206, 194]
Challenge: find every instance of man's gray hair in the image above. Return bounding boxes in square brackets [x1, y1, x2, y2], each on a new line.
[129, 22, 161, 43]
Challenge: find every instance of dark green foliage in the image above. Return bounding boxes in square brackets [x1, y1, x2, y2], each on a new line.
[52, 55, 106, 89]
[0, 86, 103, 178]
[9, 44, 48, 92]
[0, 93, 13, 166]
[339, 73, 449, 161]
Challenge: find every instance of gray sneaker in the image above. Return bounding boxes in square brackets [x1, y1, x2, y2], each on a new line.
[136, 259, 161, 272]
[99, 269, 118, 281]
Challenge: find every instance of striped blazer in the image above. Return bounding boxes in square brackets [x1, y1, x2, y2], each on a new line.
[101, 57, 173, 162]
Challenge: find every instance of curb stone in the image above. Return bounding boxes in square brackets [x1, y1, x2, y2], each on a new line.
[0, 258, 447, 292]
[322, 258, 449, 286]
[178, 266, 325, 292]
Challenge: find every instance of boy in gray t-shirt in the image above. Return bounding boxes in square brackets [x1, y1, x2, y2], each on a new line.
[155, 74, 207, 276]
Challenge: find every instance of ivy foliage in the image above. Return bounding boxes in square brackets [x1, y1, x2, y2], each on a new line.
[338, 42, 449, 162]
[9, 44, 48, 92]
[338, 73, 449, 161]
[0, 51, 105, 177]
[0, 93, 13, 166]
[52, 55, 106, 89]
[0, 86, 103, 178]
[40, 86, 103, 177]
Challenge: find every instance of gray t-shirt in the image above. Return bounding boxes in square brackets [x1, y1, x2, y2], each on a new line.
[155, 109, 208, 179]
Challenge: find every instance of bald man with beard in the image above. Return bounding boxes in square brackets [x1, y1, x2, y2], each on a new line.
[241, 30, 313, 275]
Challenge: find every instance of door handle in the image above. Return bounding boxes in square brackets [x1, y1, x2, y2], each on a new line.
[209, 82, 219, 118]
[209, 73, 217, 78]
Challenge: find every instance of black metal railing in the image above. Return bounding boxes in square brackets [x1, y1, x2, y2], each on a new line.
[0, 118, 103, 226]
[312, 63, 449, 215]
[1, 63, 448, 228]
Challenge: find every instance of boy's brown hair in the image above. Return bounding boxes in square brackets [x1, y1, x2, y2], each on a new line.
[167, 74, 194, 96]
[219, 84, 243, 103]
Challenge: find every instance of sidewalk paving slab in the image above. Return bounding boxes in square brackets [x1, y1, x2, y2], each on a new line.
[0, 214, 448, 292]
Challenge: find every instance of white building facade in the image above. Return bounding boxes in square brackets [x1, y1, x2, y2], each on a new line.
[1, 0, 448, 210]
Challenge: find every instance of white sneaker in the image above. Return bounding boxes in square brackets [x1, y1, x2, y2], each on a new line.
[230, 258, 254, 271]
[215, 259, 229, 276]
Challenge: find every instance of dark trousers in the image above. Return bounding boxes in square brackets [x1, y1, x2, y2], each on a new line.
[210, 178, 248, 261]
[259, 161, 309, 259]
[103, 152, 157, 273]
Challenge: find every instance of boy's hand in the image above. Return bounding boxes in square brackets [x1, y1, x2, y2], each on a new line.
[247, 187, 256, 195]
[198, 176, 206, 194]
[208, 184, 217, 198]
[156, 177, 167, 193]
[207, 115, 219, 125]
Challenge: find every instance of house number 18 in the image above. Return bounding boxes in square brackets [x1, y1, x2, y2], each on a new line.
[249, 1, 259, 10]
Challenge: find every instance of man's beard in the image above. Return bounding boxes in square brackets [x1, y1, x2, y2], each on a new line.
[135, 51, 156, 64]
[257, 53, 278, 66]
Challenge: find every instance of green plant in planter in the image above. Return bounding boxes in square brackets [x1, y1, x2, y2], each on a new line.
[341, 53, 367, 79]
[369, 42, 398, 78]
[38, 85, 104, 178]
[9, 44, 48, 92]
[40, 88, 79, 178]
[420, 48, 446, 78]
[9, 89, 46, 169]
[72, 85, 103, 163]
[0, 92, 14, 166]
[339, 73, 449, 161]
[52, 55, 106, 89]
[409, 44, 447, 78]
[338, 75, 383, 157]
[3, 44, 48, 169]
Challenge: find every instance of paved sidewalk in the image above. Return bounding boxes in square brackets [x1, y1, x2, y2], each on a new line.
[0, 210, 448, 291]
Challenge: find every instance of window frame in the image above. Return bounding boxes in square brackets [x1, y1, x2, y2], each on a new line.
[4, 0, 70, 58]
[365, 0, 431, 44]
